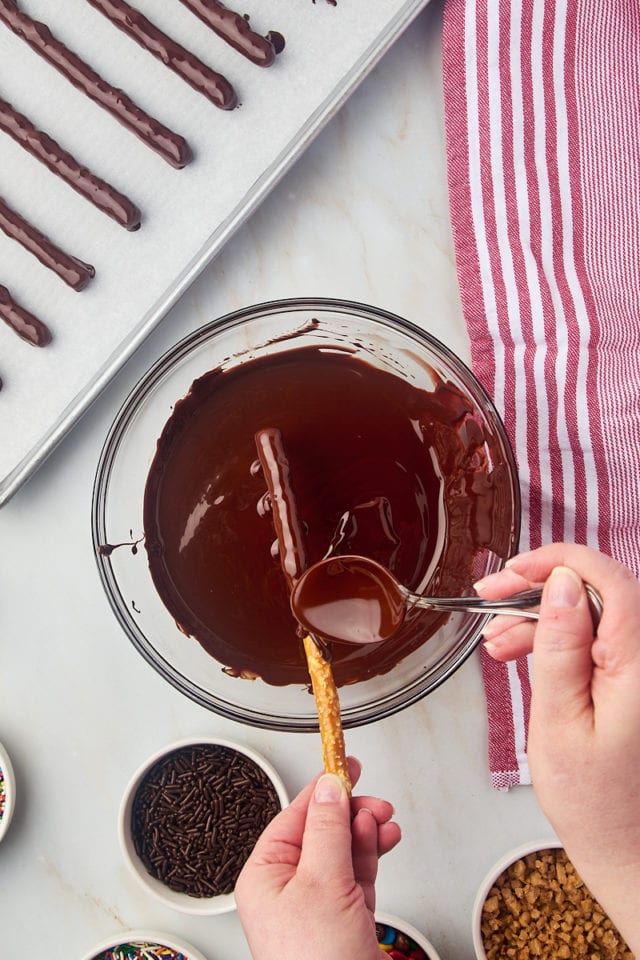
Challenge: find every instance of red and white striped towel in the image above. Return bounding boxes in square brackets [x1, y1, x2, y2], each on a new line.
[442, 0, 640, 789]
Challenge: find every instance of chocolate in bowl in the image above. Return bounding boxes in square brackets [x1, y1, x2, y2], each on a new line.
[93, 299, 520, 729]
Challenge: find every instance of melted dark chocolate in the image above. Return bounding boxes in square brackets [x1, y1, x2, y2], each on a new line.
[0, 95, 141, 230]
[178, 0, 283, 65]
[0, 283, 51, 346]
[255, 427, 309, 588]
[144, 346, 515, 687]
[291, 556, 408, 645]
[0, 195, 95, 290]
[0, 1, 192, 169]
[86, 0, 237, 110]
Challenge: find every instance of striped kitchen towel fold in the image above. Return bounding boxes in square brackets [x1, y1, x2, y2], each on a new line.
[442, 0, 640, 789]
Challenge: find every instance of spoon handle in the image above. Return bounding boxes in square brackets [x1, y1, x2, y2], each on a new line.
[411, 584, 603, 629]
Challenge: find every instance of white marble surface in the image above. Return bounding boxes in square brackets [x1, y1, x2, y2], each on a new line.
[0, 3, 553, 957]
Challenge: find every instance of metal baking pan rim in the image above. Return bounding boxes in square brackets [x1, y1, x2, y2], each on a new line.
[0, 0, 429, 509]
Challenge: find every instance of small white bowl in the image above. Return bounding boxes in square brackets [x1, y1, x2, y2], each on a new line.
[376, 910, 443, 960]
[118, 737, 288, 915]
[80, 928, 210, 960]
[471, 837, 563, 959]
[0, 740, 16, 843]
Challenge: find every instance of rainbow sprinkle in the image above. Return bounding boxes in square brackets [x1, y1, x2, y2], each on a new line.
[94, 945, 188, 960]
[0, 766, 6, 821]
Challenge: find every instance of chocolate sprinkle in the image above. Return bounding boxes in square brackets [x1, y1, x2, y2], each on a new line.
[131, 743, 281, 897]
[0, 1, 192, 169]
[0, 283, 52, 346]
[0, 94, 141, 230]
[0, 195, 95, 290]
[86, 0, 238, 110]
[177, 0, 283, 66]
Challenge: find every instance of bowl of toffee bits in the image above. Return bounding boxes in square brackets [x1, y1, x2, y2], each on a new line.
[472, 839, 634, 960]
[119, 737, 288, 914]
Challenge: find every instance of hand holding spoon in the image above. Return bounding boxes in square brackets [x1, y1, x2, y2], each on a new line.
[290, 554, 603, 644]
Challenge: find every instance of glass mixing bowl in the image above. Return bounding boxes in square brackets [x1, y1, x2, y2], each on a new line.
[92, 298, 520, 730]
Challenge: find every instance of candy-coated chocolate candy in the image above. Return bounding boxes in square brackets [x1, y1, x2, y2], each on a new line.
[379, 946, 393, 954]
[378, 925, 396, 945]
[409, 949, 428, 960]
[395, 933, 412, 953]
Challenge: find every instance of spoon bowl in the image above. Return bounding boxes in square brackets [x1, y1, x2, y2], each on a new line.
[290, 555, 603, 644]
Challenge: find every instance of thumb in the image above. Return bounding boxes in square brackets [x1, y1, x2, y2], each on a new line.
[531, 565, 595, 724]
[297, 773, 354, 883]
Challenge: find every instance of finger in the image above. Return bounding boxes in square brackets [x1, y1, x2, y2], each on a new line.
[297, 773, 354, 883]
[351, 795, 395, 824]
[247, 756, 363, 869]
[530, 566, 595, 726]
[351, 808, 380, 912]
[482, 619, 535, 661]
[377, 819, 402, 856]
[475, 566, 536, 598]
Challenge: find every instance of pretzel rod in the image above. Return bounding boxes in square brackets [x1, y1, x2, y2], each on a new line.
[86, 0, 237, 110]
[254, 427, 351, 793]
[0, 95, 141, 230]
[0, 283, 52, 346]
[302, 634, 351, 792]
[0, 195, 95, 290]
[177, 0, 281, 66]
[0, 0, 191, 168]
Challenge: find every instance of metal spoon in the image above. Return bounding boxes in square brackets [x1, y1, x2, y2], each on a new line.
[290, 554, 603, 645]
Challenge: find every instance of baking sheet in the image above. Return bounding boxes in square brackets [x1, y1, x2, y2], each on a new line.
[0, 0, 430, 506]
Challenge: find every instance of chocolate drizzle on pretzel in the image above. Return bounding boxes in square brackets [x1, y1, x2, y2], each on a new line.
[86, 0, 237, 110]
[0, 196, 95, 290]
[0, 0, 192, 168]
[177, 0, 284, 66]
[0, 94, 141, 230]
[0, 283, 51, 346]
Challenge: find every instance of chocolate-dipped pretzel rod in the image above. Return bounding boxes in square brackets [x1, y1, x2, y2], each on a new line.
[0, 94, 141, 230]
[0, 283, 51, 346]
[255, 427, 351, 794]
[86, 0, 237, 110]
[0, 195, 95, 290]
[177, 0, 283, 66]
[0, 1, 192, 168]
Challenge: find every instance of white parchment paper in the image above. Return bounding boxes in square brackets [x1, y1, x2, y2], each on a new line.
[0, 0, 428, 502]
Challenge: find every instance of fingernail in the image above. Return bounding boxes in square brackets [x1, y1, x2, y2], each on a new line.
[547, 566, 582, 609]
[505, 551, 531, 568]
[314, 773, 346, 804]
[482, 639, 498, 658]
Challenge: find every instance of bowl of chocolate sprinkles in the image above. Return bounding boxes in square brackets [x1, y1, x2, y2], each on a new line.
[118, 737, 287, 914]
[80, 929, 210, 960]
